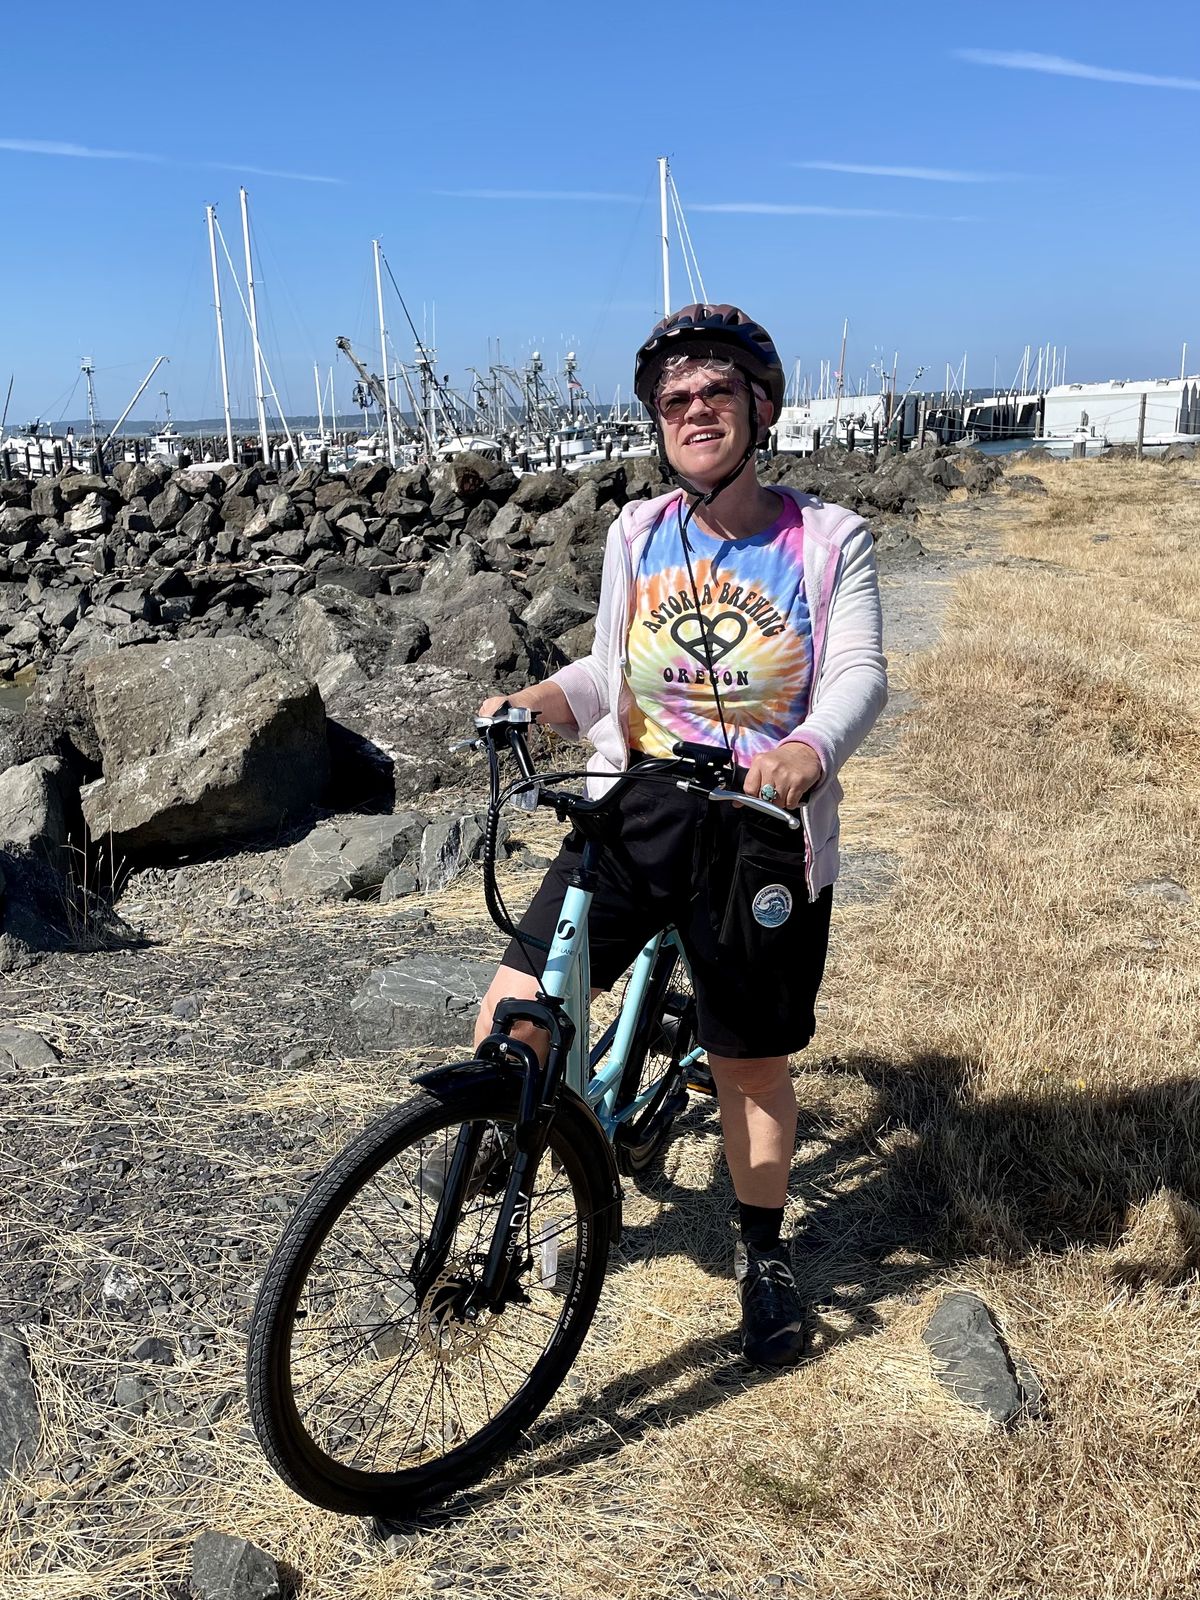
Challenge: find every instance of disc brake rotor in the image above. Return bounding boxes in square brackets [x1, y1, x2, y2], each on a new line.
[418, 1267, 501, 1363]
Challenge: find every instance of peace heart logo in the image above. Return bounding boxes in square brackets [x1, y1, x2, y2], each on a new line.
[668, 610, 749, 668]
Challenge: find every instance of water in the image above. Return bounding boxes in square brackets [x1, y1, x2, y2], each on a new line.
[0, 675, 34, 715]
[973, 437, 1037, 458]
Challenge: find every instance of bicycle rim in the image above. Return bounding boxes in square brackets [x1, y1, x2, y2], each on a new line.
[248, 1083, 614, 1515]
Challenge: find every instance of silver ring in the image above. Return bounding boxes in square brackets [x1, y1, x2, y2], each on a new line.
[760, 783, 778, 803]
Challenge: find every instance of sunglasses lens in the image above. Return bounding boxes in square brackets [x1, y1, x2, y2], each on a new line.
[657, 382, 742, 420]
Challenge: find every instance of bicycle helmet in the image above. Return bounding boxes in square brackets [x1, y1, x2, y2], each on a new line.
[634, 303, 786, 424]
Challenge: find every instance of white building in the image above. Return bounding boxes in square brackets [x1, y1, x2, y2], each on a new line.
[1043, 377, 1200, 447]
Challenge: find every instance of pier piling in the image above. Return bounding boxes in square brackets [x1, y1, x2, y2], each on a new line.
[872, 422, 880, 457]
[846, 426, 856, 452]
[53, 446, 63, 473]
[1136, 392, 1147, 459]
[0, 450, 10, 481]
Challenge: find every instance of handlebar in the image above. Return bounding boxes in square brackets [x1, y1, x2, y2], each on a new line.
[455, 705, 803, 951]
[456, 706, 802, 832]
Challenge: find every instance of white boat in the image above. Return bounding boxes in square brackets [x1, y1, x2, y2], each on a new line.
[2, 423, 89, 475]
[434, 433, 505, 462]
[1031, 426, 1110, 458]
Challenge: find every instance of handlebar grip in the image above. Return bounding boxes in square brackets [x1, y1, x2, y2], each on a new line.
[671, 739, 732, 768]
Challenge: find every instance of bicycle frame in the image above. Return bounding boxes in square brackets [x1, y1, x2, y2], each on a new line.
[539, 881, 701, 1140]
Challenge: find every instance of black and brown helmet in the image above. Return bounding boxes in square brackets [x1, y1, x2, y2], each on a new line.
[634, 303, 786, 423]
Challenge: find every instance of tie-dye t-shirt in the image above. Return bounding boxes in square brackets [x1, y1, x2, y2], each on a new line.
[625, 492, 813, 765]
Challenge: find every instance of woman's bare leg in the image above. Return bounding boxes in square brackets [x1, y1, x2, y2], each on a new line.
[707, 1055, 795, 1208]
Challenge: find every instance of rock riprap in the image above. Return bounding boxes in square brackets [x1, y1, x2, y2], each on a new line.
[1, 446, 1003, 692]
[78, 637, 328, 856]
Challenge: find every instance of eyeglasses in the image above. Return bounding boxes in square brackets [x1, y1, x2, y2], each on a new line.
[655, 378, 747, 423]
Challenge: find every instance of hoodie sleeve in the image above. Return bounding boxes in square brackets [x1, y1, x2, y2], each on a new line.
[542, 516, 624, 740]
[781, 523, 887, 783]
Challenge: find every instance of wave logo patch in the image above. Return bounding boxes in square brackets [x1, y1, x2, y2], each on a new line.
[751, 883, 793, 928]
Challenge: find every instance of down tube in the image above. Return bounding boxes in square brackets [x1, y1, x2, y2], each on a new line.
[540, 882, 591, 1100]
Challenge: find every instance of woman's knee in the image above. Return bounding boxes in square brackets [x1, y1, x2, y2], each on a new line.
[474, 966, 546, 1051]
[708, 1053, 792, 1099]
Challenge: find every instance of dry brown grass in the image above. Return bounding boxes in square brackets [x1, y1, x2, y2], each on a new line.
[4, 458, 1200, 1598]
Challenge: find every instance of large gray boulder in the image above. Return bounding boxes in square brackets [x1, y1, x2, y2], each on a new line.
[0, 756, 69, 853]
[278, 585, 422, 683]
[351, 954, 494, 1050]
[323, 661, 490, 804]
[78, 637, 329, 856]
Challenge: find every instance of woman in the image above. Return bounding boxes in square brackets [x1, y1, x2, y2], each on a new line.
[476, 305, 887, 1367]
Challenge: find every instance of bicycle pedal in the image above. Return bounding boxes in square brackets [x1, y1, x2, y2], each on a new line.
[686, 1065, 717, 1098]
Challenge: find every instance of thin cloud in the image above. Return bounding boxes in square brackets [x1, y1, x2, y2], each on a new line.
[204, 161, 342, 185]
[956, 48, 1200, 91]
[0, 137, 341, 182]
[795, 159, 1018, 182]
[0, 137, 163, 161]
[690, 201, 975, 221]
[436, 188, 639, 202]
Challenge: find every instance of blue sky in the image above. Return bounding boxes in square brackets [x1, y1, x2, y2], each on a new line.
[2, 0, 1197, 425]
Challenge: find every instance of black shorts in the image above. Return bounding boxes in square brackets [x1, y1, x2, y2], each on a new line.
[502, 760, 833, 1059]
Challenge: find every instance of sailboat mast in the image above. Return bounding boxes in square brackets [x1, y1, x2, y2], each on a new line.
[658, 155, 671, 318]
[329, 367, 337, 441]
[239, 188, 270, 460]
[832, 318, 848, 432]
[372, 239, 398, 467]
[206, 204, 235, 464]
[314, 361, 324, 438]
[81, 358, 98, 452]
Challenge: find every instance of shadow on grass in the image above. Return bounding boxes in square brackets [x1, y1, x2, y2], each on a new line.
[379, 1050, 1200, 1531]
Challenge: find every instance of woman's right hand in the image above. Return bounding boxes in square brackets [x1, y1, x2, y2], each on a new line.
[475, 681, 575, 732]
[477, 693, 523, 719]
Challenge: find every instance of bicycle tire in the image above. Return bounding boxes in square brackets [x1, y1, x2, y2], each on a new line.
[613, 947, 700, 1176]
[247, 1071, 617, 1516]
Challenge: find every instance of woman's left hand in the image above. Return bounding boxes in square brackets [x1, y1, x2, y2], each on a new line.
[743, 743, 823, 810]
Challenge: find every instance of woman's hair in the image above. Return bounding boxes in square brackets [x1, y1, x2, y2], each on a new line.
[654, 351, 769, 405]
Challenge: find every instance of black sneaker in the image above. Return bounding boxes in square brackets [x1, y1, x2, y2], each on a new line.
[734, 1240, 809, 1368]
[419, 1125, 510, 1205]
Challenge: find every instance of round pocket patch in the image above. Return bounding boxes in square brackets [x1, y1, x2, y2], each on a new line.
[751, 883, 793, 929]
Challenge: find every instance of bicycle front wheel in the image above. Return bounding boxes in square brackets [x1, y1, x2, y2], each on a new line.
[247, 1073, 617, 1516]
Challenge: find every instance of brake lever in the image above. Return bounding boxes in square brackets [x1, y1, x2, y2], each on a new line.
[678, 782, 802, 830]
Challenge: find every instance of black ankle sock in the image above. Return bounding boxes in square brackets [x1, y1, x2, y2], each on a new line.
[738, 1202, 784, 1252]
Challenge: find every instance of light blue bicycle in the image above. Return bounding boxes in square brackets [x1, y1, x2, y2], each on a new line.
[247, 705, 798, 1517]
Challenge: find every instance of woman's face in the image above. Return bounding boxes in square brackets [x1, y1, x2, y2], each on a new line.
[656, 360, 769, 488]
